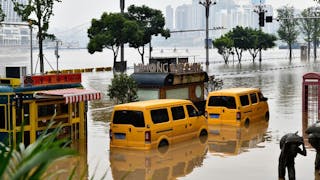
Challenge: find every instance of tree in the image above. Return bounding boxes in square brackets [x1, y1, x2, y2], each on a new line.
[300, 8, 314, 59]
[277, 6, 299, 60]
[227, 26, 251, 63]
[247, 29, 277, 62]
[87, 13, 141, 67]
[127, 5, 170, 64]
[212, 35, 234, 64]
[310, 7, 320, 59]
[12, 0, 61, 74]
[107, 73, 138, 104]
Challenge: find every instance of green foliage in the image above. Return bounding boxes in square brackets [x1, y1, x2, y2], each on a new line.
[0, 122, 76, 179]
[247, 29, 277, 62]
[214, 26, 277, 63]
[127, 5, 170, 64]
[277, 6, 299, 60]
[212, 35, 234, 64]
[300, 8, 314, 43]
[87, 13, 141, 65]
[12, 0, 61, 73]
[107, 73, 138, 104]
[226, 26, 253, 62]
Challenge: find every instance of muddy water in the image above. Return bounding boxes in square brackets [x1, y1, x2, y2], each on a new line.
[81, 55, 320, 179]
[2, 48, 318, 179]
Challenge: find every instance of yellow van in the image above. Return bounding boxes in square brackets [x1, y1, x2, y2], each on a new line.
[205, 88, 269, 126]
[110, 99, 208, 150]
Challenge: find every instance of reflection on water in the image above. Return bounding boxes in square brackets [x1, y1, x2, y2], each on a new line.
[207, 121, 269, 156]
[46, 139, 88, 179]
[109, 138, 208, 180]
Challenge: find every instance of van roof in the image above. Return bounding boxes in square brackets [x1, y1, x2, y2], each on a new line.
[208, 88, 260, 96]
[113, 99, 191, 110]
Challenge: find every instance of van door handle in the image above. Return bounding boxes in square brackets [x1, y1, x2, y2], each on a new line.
[222, 109, 225, 113]
[185, 124, 188, 128]
[129, 128, 131, 132]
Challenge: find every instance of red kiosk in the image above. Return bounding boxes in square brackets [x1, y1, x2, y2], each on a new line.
[302, 72, 320, 138]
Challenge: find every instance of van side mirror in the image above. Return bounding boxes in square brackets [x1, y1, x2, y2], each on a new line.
[261, 97, 268, 101]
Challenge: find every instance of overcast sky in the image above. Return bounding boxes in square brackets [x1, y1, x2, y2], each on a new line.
[50, 0, 319, 30]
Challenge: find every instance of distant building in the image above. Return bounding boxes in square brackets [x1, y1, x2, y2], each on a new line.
[251, 0, 266, 5]
[165, 5, 174, 30]
[0, 0, 32, 47]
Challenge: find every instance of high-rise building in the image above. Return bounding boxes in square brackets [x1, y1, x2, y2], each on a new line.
[251, 0, 266, 5]
[165, 5, 174, 30]
[0, 0, 31, 47]
[0, 0, 25, 22]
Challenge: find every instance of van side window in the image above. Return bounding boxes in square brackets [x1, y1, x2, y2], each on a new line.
[208, 96, 236, 109]
[240, 95, 250, 106]
[250, 93, 258, 104]
[151, 109, 169, 124]
[113, 110, 145, 127]
[187, 105, 198, 117]
[171, 106, 185, 120]
[0, 106, 5, 129]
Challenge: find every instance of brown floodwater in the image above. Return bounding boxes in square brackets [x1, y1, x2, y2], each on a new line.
[5, 48, 315, 179]
[77, 55, 320, 180]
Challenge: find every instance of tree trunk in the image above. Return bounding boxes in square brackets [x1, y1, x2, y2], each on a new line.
[314, 40, 317, 60]
[308, 41, 311, 60]
[235, 49, 242, 63]
[39, 33, 44, 74]
[138, 46, 145, 64]
[289, 43, 292, 61]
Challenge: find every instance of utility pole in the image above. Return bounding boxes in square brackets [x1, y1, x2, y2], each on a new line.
[54, 40, 61, 73]
[254, 0, 267, 62]
[199, 0, 216, 66]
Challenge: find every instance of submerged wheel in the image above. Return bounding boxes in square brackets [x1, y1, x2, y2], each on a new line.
[265, 111, 270, 122]
[158, 139, 169, 148]
[244, 119, 250, 128]
[200, 129, 208, 137]
[199, 129, 208, 144]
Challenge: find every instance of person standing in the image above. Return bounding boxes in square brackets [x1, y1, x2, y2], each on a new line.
[278, 132, 307, 180]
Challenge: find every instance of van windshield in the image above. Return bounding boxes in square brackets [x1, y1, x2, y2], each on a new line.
[113, 110, 145, 127]
[208, 96, 236, 109]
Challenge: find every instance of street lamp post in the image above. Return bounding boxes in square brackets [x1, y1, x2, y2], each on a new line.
[199, 0, 216, 66]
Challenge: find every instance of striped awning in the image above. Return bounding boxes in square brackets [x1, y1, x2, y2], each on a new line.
[34, 88, 102, 104]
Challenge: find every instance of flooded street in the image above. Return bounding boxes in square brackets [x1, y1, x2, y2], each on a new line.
[82, 49, 320, 179]
[1, 48, 320, 179]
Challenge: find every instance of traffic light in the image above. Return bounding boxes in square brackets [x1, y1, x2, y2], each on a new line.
[259, 12, 265, 27]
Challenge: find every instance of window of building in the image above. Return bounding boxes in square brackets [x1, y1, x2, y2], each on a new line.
[171, 106, 185, 120]
[137, 89, 159, 101]
[16, 103, 30, 126]
[38, 102, 69, 118]
[151, 109, 169, 124]
[0, 106, 5, 129]
[72, 102, 80, 118]
[166, 88, 189, 99]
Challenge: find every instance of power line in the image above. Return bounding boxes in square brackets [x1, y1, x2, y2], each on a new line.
[170, 27, 225, 33]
